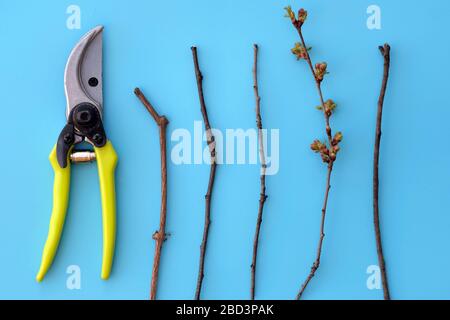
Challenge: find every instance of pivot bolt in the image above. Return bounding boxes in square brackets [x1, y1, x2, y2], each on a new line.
[63, 133, 74, 144]
[92, 133, 104, 145]
[76, 110, 93, 125]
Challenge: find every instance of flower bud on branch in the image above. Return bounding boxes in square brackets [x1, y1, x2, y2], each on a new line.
[316, 99, 337, 116]
[332, 132, 343, 146]
[314, 62, 328, 82]
[284, 6, 308, 28]
[298, 9, 307, 25]
[291, 43, 311, 60]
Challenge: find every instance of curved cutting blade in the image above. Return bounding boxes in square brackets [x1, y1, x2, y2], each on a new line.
[64, 26, 103, 119]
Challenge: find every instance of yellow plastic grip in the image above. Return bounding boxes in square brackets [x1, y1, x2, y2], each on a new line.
[94, 141, 118, 280]
[36, 141, 117, 282]
[36, 145, 71, 282]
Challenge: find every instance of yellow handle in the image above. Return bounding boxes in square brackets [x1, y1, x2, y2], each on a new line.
[94, 141, 118, 280]
[36, 141, 117, 281]
[36, 145, 71, 282]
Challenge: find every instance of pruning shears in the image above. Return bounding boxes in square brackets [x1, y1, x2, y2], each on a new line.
[36, 26, 118, 282]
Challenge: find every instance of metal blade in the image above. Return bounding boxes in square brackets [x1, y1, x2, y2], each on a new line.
[64, 26, 103, 119]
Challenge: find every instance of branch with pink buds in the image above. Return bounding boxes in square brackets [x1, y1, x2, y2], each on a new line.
[285, 5, 343, 299]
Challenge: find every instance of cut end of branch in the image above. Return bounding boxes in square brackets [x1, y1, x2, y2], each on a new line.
[379, 43, 391, 56]
[134, 87, 169, 126]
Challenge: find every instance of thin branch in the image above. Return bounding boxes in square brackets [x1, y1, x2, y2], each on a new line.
[250, 44, 268, 300]
[296, 28, 333, 146]
[373, 43, 391, 300]
[296, 163, 332, 299]
[134, 87, 169, 300]
[191, 46, 217, 300]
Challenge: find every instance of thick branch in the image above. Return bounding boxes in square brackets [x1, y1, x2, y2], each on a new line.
[250, 44, 268, 300]
[134, 87, 169, 300]
[373, 43, 391, 300]
[191, 47, 217, 300]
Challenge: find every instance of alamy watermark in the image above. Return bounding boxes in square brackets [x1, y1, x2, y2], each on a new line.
[367, 5, 381, 30]
[171, 121, 279, 175]
[66, 265, 81, 290]
[366, 265, 381, 290]
[66, 5, 81, 30]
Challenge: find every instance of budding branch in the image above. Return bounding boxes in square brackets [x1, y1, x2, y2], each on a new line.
[285, 6, 342, 300]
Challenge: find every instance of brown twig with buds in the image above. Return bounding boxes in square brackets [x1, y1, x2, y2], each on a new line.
[373, 43, 391, 300]
[250, 44, 268, 300]
[191, 46, 218, 300]
[134, 87, 169, 300]
[285, 6, 343, 300]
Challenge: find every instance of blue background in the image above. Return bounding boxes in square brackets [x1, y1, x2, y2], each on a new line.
[0, 0, 449, 300]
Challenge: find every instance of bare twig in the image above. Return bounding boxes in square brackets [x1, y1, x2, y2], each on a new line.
[296, 163, 332, 299]
[250, 44, 268, 300]
[285, 7, 342, 300]
[373, 43, 391, 300]
[134, 87, 169, 300]
[191, 46, 217, 300]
